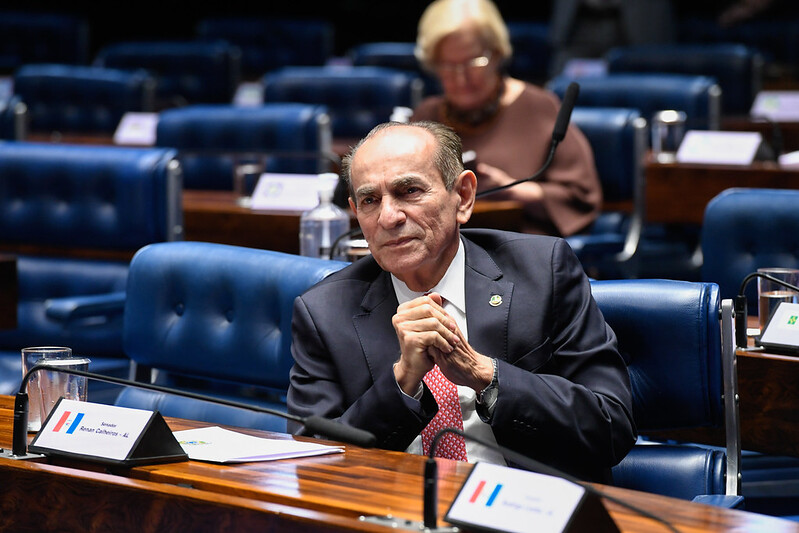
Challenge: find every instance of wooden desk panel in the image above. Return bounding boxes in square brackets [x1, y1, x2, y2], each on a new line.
[2, 396, 798, 532]
[645, 156, 799, 225]
[184, 190, 524, 255]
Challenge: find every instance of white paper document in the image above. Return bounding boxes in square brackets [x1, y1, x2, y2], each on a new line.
[173, 426, 344, 464]
[676, 130, 763, 165]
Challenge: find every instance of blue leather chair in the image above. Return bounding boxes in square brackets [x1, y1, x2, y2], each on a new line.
[0, 11, 89, 72]
[114, 242, 348, 433]
[0, 95, 27, 140]
[262, 66, 424, 140]
[0, 143, 183, 403]
[605, 43, 764, 115]
[506, 20, 553, 83]
[155, 103, 335, 190]
[93, 41, 242, 109]
[196, 17, 334, 78]
[547, 73, 722, 133]
[701, 188, 799, 316]
[13, 64, 155, 135]
[565, 107, 647, 279]
[590, 279, 742, 506]
[348, 42, 442, 97]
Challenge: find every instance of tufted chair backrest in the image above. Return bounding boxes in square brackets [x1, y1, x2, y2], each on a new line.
[702, 188, 799, 315]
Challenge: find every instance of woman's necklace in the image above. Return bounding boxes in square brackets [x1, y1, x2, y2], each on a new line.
[443, 78, 506, 134]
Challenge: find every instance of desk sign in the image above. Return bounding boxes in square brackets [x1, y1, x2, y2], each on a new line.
[28, 399, 188, 466]
[676, 130, 763, 165]
[445, 462, 618, 533]
[750, 91, 799, 122]
[759, 302, 799, 355]
[113, 112, 159, 146]
[250, 173, 321, 211]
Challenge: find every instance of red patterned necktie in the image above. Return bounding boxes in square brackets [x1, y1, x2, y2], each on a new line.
[421, 364, 468, 461]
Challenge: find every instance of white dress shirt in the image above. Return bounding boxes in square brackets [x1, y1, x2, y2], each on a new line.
[391, 237, 506, 465]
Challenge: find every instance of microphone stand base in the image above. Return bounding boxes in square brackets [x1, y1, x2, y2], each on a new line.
[358, 515, 459, 532]
[0, 448, 44, 461]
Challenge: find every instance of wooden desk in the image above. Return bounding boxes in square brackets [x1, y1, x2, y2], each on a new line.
[1, 396, 798, 532]
[184, 190, 525, 255]
[0, 254, 16, 330]
[645, 156, 799, 225]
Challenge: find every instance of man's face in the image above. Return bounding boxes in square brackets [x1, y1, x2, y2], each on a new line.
[348, 126, 474, 291]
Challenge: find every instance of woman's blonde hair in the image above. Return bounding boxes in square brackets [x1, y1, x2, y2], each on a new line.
[415, 0, 512, 70]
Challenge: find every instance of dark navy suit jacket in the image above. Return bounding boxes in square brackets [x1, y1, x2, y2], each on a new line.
[288, 229, 636, 482]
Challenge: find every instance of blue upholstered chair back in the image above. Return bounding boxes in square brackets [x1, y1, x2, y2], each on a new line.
[701, 188, 799, 315]
[547, 73, 722, 133]
[590, 279, 740, 502]
[606, 43, 763, 115]
[506, 21, 553, 83]
[349, 42, 442, 97]
[196, 17, 334, 78]
[262, 66, 424, 139]
[0, 143, 183, 399]
[94, 41, 242, 108]
[155, 103, 334, 189]
[0, 11, 89, 71]
[565, 107, 646, 278]
[13, 64, 155, 134]
[115, 242, 348, 432]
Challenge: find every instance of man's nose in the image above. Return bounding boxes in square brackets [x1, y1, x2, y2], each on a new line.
[378, 197, 406, 228]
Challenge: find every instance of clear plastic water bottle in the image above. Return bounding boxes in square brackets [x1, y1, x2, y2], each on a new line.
[299, 173, 350, 260]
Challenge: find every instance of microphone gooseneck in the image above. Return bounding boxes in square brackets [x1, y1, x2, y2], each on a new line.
[476, 82, 580, 199]
[12, 364, 377, 457]
[425, 427, 679, 533]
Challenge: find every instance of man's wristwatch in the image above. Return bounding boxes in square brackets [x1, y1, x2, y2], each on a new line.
[476, 358, 498, 405]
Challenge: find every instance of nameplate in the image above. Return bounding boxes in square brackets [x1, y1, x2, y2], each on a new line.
[676, 130, 763, 165]
[750, 91, 799, 122]
[759, 302, 799, 355]
[250, 173, 321, 211]
[445, 462, 618, 533]
[113, 112, 159, 146]
[29, 398, 187, 466]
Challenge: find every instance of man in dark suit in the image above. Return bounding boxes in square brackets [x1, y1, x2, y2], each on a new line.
[287, 121, 636, 482]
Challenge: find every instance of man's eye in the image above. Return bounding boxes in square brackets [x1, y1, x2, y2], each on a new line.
[360, 197, 375, 206]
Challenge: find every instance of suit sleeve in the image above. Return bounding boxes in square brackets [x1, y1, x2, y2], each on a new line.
[288, 295, 437, 450]
[488, 239, 636, 479]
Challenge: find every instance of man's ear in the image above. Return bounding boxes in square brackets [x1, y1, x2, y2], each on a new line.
[455, 170, 476, 225]
[348, 197, 357, 215]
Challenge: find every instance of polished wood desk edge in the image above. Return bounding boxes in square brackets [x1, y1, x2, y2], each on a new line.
[3, 395, 799, 532]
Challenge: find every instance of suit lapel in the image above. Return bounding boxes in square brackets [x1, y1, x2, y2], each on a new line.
[353, 271, 401, 380]
[463, 238, 513, 362]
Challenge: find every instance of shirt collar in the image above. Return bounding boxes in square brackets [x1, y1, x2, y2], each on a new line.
[391, 237, 466, 315]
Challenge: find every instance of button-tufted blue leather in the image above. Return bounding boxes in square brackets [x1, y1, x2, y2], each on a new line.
[13, 64, 155, 134]
[702, 188, 799, 315]
[115, 241, 348, 432]
[155, 103, 331, 190]
[262, 66, 423, 139]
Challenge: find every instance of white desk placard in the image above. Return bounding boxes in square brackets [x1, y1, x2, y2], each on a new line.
[445, 462, 618, 533]
[758, 302, 799, 355]
[28, 398, 188, 466]
[676, 130, 763, 165]
[750, 91, 799, 122]
[250, 173, 321, 211]
[113, 112, 159, 146]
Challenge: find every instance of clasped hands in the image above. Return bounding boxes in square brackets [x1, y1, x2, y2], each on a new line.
[392, 292, 494, 396]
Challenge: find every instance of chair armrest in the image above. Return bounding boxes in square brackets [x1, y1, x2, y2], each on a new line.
[691, 495, 744, 509]
[44, 291, 126, 323]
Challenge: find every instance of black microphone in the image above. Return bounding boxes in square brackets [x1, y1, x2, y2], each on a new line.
[422, 427, 679, 533]
[9, 364, 377, 458]
[476, 82, 580, 198]
[735, 271, 799, 348]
